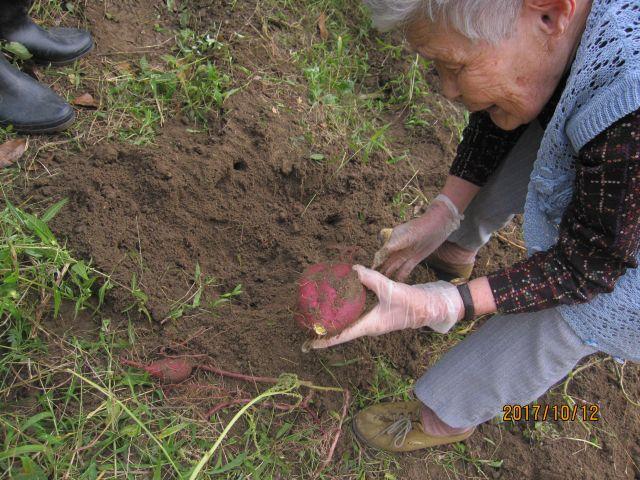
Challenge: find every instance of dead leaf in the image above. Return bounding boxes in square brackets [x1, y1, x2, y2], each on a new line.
[318, 13, 329, 41]
[0, 138, 28, 168]
[71, 93, 99, 109]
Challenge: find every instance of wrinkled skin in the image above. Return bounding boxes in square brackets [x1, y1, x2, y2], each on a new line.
[405, 1, 588, 130]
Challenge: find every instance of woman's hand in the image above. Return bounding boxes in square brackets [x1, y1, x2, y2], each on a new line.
[308, 265, 463, 349]
[373, 194, 463, 282]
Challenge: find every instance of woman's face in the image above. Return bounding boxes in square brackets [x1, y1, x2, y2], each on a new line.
[406, 17, 565, 130]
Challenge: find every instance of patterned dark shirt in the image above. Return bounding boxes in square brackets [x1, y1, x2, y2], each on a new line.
[450, 88, 640, 313]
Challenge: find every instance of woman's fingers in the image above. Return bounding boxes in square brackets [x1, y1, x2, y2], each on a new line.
[395, 258, 419, 283]
[385, 230, 412, 252]
[372, 246, 389, 270]
[308, 308, 380, 349]
[379, 254, 407, 278]
[372, 228, 398, 269]
[353, 265, 393, 297]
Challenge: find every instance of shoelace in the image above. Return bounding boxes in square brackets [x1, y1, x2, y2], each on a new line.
[378, 416, 413, 448]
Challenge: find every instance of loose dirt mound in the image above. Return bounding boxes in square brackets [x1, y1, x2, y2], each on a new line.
[18, 1, 640, 479]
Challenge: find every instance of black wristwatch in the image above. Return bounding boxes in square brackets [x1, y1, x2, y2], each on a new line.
[456, 283, 475, 322]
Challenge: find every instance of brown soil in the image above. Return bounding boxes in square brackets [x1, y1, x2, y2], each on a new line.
[15, 1, 639, 479]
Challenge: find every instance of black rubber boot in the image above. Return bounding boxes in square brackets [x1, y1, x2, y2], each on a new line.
[0, 55, 74, 133]
[0, 3, 93, 66]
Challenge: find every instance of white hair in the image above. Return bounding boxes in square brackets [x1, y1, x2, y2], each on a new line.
[364, 0, 524, 43]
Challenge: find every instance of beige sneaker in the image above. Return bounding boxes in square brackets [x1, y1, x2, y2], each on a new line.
[352, 401, 474, 453]
[423, 254, 474, 284]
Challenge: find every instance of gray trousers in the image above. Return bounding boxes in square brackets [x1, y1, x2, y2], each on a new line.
[414, 121, 597, 428]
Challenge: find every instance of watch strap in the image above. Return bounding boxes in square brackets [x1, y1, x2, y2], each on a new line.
[456, 283, 475, 322]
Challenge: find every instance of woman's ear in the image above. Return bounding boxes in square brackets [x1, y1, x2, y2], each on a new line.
[523, 0, 576, 36]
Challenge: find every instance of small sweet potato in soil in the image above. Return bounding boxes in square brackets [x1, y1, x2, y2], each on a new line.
[124, 358, 194, 383]
[295, 263, 366, 336]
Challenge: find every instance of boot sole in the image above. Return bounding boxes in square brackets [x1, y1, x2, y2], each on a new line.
[1, 111, 75, 134]
[30, 41, 94, 67]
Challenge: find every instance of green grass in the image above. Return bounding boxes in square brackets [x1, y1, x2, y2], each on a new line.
[255, 0, 442, 166]
[296, 5, 396, 163]
[353, 357, 414, 408]
[0, 197, 108, 325]
[102, 29, 239, 145]
[24, 0, 241, 146]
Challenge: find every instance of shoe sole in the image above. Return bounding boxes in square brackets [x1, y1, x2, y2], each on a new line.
[351, 413, 474, 453]
[1, 111, 75, 134]
[30, 41, 94, 67]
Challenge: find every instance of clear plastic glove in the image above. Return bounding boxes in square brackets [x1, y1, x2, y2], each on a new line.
[373, 194, 463, 282]
[309, 265, 463, 349]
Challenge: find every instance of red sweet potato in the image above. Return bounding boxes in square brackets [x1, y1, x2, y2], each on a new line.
[295, 263, 366, 336]
[125, 358, 194, 383]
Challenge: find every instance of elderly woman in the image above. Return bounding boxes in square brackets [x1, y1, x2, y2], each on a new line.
[310, 0, 640, 452]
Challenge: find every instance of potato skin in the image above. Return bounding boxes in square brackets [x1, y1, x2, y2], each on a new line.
[295, 263, 366, 335]
[144, 359, 193, 383]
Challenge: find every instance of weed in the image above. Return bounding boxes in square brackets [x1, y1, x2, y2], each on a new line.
[390, 166, 429, 220]
[164, 264, 243, 322]
[428, 441, 504, 478]
[85, 23, 240, 145]
[446, 109, 470, 143]
[1, 41, 32, 61]
[0, 126, 17, 145]
[123, 272, 151, 320]
[29, 1, 74, 24]
[386, 54, 432, 107]
[104, 50, 235, 144]
[350, 122, 394, 163]
[354, 357, 414, 408]
[523, 418, 561, 443]
[0, 198, 107, 327]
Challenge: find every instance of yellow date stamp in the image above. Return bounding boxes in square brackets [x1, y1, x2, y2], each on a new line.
[502, 403, 600, 422]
